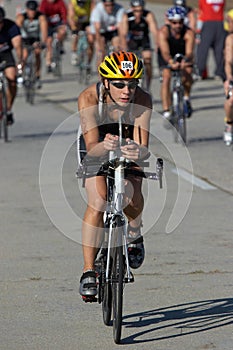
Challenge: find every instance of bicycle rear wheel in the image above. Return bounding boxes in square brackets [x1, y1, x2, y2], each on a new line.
[112, 229, 124, 344]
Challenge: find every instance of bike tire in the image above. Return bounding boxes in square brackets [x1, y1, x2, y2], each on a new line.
[172, 91, 179, 143]
[2, 84, 8, 142]
[178, 113, 187, 145]
[52, 41, 62, 77]
[112, 231, 124, 344]
[102, 281, 112, 326]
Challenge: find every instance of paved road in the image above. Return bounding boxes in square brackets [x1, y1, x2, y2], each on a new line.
[1, 1, 233, 350]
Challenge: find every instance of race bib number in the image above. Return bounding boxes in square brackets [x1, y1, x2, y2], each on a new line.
[121, 61, 133, 70]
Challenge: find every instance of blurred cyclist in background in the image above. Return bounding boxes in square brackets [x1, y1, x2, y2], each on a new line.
[158, 6, 194, 124]
[39, 0, 67, 73]
[0, 7, 23, 125]
[121, 0, 159, 92]
[16, 0, 48, 89]
[68, 0, 95, 66]
[90, 0, 125, 67]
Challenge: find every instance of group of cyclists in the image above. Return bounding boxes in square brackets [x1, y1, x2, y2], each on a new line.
[0, 0, 233, 299]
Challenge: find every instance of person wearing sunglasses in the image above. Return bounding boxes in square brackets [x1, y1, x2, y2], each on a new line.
[77, 51, 152, 300]
[89, 0, 125, 68]
[120, 0, 159, 93]
[158, 6, 195, 125]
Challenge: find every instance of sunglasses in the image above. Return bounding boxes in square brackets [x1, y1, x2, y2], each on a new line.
[171, 20, 183, 25]
[110, 80, 138, 89]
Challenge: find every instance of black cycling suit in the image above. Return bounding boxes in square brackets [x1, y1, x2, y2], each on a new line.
[0, 19, 21, 68]
[127, 9, 151, 51]
[157, 24, 187, 67]
[21, 11, 42, 46]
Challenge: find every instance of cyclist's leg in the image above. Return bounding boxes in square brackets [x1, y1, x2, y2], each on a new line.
[196, 22, 213, 77]
[142, 49, 152, 92]
[86, 26, 94, 65]
[161, 67, 172, 115]
[46, 28, 53, 71]
[123, 176, 145, 269]
[182, 66, 193, 117]
[80, 176, 107, 296]
[3, 53, 17, 124]
[82, 176, 106, 269]
[110, 31, 121, 52]
[56, 24, 67, 52]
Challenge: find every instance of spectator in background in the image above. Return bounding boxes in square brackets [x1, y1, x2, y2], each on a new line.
[223, 9, 233, 146]
[196, 0, 227, 81]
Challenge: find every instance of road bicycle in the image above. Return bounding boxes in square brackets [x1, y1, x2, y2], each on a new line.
[170, 53, 191, 145]
[76, 30, 90, 85]
[51, 33, 62, 77]
[0, 61, 9, 142]
[23, 45, 36, 105]
[76, 118, 163, 344]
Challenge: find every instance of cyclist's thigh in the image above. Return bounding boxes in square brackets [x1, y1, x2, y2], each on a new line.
[110, 33, 120, 49]
[142, 50, 152, 61]
[85, 175, 107, 212]
[0, 51, 16, 80]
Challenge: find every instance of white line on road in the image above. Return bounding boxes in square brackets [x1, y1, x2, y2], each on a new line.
[172, 168, 217, 190]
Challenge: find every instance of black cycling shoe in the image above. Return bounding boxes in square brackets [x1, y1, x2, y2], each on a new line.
[79, 270, 97, 302]
[127, 225, 145, 269]
[7, 112, 14, 125]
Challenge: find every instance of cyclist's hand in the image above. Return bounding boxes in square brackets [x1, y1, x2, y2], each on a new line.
[103, 133, 119, 151]
[170, 61, 180, 70]
[121, 138, 140, 160]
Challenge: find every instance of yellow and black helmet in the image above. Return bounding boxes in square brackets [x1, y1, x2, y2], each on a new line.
[98, 51, 143, 79]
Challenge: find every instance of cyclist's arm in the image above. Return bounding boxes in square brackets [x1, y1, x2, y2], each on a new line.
[78, 85, 110, 157]
[39, 14, 48, 44]
[184, 28, 195, 63]
[146, 11, 159, 51]
[158, 26, 173, 65]
[12, 34, 23, 64]
[187, 9, 196, 31]
[15, 13, 24, 28]
[224, 34, 233, 82]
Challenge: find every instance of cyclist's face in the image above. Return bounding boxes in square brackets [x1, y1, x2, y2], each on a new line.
[170, 19, 184, 33]
[104, 2, 114, 14]
[132, 6, 143, 19]
[26, 9, 37, 19]
[105, 79, 137, 106]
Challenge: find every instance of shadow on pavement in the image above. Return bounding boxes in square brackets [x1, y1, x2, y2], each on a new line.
[121, 298, 233, 344]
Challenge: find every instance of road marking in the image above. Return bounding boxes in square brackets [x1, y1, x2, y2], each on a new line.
[172, 168, 217, 190]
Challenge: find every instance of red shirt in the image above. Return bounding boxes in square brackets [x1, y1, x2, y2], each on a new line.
[39, 0, 67, 26]
[198, 0, 225, 21]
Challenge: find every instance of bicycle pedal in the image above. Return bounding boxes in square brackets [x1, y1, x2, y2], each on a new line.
[124, 272, 134, 283]
[82, 295, 98, 303]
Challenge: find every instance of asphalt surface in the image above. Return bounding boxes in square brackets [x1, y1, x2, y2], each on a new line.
[1, 1, 233, 350]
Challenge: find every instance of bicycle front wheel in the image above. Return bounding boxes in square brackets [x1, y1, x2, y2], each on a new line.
[1, 84, 8, 142]
[112, 239, 124, 344]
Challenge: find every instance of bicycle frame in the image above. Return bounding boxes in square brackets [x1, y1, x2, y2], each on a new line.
[23, 45, 36, 104]
[170, 53, 187, 145]
[76, 30, 90, 85]
[51, 33, 62, 77]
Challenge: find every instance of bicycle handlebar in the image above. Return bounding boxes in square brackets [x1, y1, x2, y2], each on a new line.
[76, 155, 163, 189]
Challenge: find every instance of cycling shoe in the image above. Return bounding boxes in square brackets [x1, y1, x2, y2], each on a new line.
[79, 270, 97, 300]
